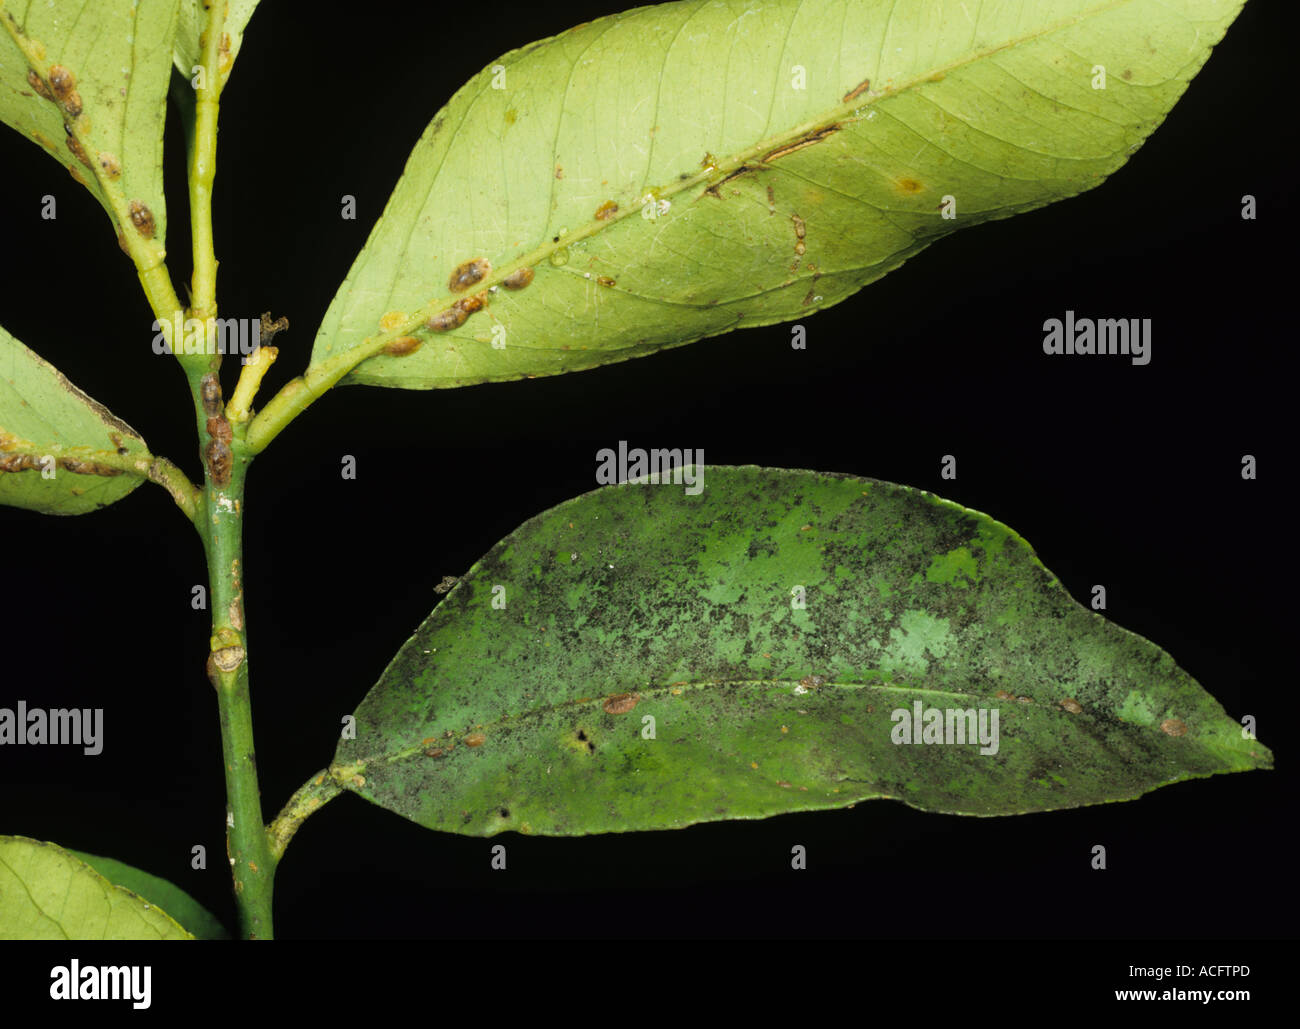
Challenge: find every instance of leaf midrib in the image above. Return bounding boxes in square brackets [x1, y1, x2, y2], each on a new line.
[350, 674, 1087, 770]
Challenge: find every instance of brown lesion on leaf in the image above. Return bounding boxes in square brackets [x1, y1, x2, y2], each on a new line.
[801, 273, 821, 307]
[703, 163, 763, 199]
[790, 213, 806, 270]
[573, 728, 597, 754]
[761, 125, 840, 164]
[895, 177, 924, 195]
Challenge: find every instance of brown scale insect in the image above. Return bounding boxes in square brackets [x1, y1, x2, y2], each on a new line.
[48, 66, 82, 117]
[64, 126, 91, 169]
[0, 454, 44, 473]
[384, 335, 422, 356]
[206, 416, 232, 444]
[602, 693, 638, 715]
[596, 276, 615, 288]
[98, 152, 121, 179]
[60, 458, 120, 476]
[464, 732, 486, 747]
[594, 200, 618, 220]
[199, 373, 223, 416]
[502, 267, 534, 290]
[842, 78, 871, 102]
[447, 257, 490, 293]
[1060, 698, 1083, 714]
[205, 439, 232, 487]
[128, 200, 156, 239]
[1160, 718, 1188, 737]
[47, 65, 75, 101]
[27, 70, 54, 101]
[425, 306, 468, 333]
[453, 291, 487, 316]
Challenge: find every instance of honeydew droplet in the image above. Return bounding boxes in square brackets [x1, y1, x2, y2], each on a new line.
[549, 247, 570, 266]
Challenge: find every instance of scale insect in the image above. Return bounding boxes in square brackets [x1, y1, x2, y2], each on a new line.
[448, 257, 490, 293]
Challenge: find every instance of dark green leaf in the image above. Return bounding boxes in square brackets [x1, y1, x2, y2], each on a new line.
[332, 467, 1270, 835]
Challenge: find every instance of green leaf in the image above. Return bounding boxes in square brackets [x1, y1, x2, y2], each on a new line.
[172, 0, 260, 91]
[0, 0, 179, 250]
[312, 0, 1246, 389]
[0, 836, 193, 939]
[0, 321, 151, 515]
[67, 849, 228, 940]
[332, 467, 1271, 835]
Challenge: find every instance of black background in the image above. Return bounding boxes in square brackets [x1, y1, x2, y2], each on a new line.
[0, 0, 1290, 955]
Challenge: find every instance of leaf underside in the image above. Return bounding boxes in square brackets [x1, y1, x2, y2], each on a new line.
[0, 321, 150, 514]
[0, 0, 178, 247]
[171, 0, 260, 90]
[0, 836, 193, 940]
[313, 0, 1246, 390]
[333, 467, 1270, 837]
[68, 848, 228, 940]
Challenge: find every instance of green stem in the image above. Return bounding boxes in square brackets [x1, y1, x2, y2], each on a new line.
[193, 379, 275, 938]
[188, 6, 224, 322]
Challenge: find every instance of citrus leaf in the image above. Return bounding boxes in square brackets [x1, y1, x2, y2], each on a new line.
[312, 0, 1246, 389]
[0, 0, 178, 252]
[172, 0, 260, 92]
[331, 467, 1271, 835]
[0, 836, 193, 939]
[0, 321, 151, 515]
[67, 849, 228, 940]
